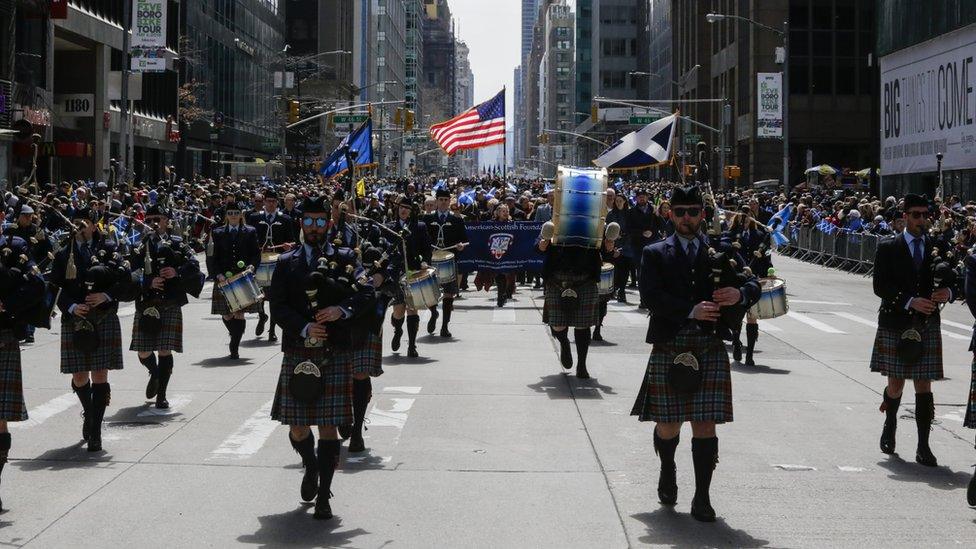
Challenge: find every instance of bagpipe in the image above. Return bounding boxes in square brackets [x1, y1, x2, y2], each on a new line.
[898, 239, 963, 365]
[67, 243, 136, 355]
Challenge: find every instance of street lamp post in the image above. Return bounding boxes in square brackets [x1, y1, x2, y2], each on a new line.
[706, 13, 788, 187]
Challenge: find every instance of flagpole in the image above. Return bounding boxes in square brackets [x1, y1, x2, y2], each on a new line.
[502, 87, 507, 182]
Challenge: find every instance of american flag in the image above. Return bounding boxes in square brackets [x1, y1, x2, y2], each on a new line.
[430, 89, 505, 155]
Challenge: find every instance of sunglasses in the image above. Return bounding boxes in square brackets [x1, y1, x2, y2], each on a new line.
[906, 211, 929, 219]
[303, 217, 328, 228]
[225, 210, 241, 216]
[672, 207, 702, 218]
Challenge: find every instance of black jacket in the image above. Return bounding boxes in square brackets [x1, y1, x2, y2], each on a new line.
[640, 234, 760, 345]
[0, 235, 47, 333]
[50, 233, 134, 315]
[129, 232, 205, 306]
[209, 224, 261, 277]
[627, 205, 661, 250]
[964, 253, 976, 352]
[873, 233, 949, 330]
[386, 219, 432, 275]
[422, 211, 468, 249]
[247, 211, 296, 248]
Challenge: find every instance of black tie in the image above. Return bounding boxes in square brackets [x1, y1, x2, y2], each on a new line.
[686, 241, 697, 264]
[912, 238, 923, 270]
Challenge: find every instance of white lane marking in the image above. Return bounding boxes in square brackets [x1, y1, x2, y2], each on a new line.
[384, 386, 423, 394]
[208, 399, 278, 459]
[838, 466, 865, 472]
[790, 299, 851, 306]
[941, 329, 970, 341]
[758, 322, 782, 332]
[786, 311, 846, 334]
[831, 311, 877, 328]
[491, 299, 516, 323]
[368, 398, 415, 429]
[937, 409, 965, 423]
[940, 319, 973, 333]
[12, 393, 77, 429]
[137, 394, 192, 417]
[772, 464, 817, 471]
[607, 303, 648, 326]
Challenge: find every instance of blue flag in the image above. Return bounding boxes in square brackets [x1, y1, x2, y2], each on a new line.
[321, 118, 375, 178]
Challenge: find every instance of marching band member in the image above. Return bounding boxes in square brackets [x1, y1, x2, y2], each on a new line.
[593, 223, 622, 342]
[387, 196, 432, 358]
[268, 195, 377, 520]
[50, 208, 134, 452]
[728, 207, 772, 366]
[209, 206, 262, 359]
[871, 194, 953, 467]
[536, 218, 604, 380]
[423, 188, 468, 338]
[248, 189, 296, 342]
[964, 249, 976, 507]
[0, 215, 46, 510]
[129, 204, 205, 409]
[630, 186, 759, 522]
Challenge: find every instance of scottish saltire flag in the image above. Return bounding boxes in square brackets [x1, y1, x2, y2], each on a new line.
[768, 204, 793, 232]
[593, 113, 678, 170]
[321, 118, 375, 178]
[458, 189, 476, 206]
[430, 89, 506, 155]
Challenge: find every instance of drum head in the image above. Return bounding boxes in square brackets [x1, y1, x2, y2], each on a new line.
[261, 252, 279, 263]
[601, 262, 614, 273]
[432, 250, 455, 262]
[761, 278, 784, 291]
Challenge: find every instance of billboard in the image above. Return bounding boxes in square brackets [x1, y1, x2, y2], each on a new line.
[757, 73, 783, 138]
[131, 1, 167, 49]
[880, 23, 976, 176]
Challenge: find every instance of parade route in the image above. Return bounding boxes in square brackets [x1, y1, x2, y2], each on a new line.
[0, 253, 970, 548]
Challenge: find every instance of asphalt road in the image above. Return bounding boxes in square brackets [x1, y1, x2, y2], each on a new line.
[1, 254, 975, 548]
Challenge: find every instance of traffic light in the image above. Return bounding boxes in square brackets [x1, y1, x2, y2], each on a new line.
[394, 108, 403, 126]
[683, 164, 697, 177]
[404, 110, 415, 132]
[723, 165, 741, 179]
[590, 103, 599, 123]
[287, 100, 300, 124]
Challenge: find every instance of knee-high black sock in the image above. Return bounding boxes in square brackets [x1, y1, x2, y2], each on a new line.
[391, 316, 404, 332]
[317, 439, 341, 500]
[654, 428, 679, 467]
[745, 323, 759, 361]
[229, 319, 246, 354]
[915, 392, 934, 450]
[691, 437, 718, 505]
[598, 301, 608, 325]
[406, 315, 420, 348]
[139, 353, 158, 375]
[352, 378, 372, 438]
[551, 327, 572, 368]
[289, 431, 318, 501]
[157, 355, 174, 404]
[89, 383, 111, 447]
[654, 428, 679, 503]
[72, 380, 92, 440]
[883, 387, 901, 425]
[442, 298, 454, 327]
[0, 431, 9, 504]
[574, 328, 591, 368]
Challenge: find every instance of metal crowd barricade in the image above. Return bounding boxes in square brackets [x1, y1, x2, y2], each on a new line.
[777, 223, 881, 276]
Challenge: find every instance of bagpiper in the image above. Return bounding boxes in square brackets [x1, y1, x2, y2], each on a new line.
[267, 195, 377, 520]
[422, 188, 468, 338]
[129, 204, 205, 409]
[630, 186, 759, 522]
[963, 249, 976, 507]
[871, 194, 953, 467]
[208, 206, 262, 359]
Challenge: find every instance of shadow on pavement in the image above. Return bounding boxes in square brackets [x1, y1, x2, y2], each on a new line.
[193, 357, 255, 368]
[730, 361, 791, 375]
[876, 455, 973, 490]
[418, 335, 457, 345]
[241, 338, 278, 348]
[13, 443, 111, 471]
[568, 376, 617, 397]
[383, 354, 436, 365]
[237, 506, 369, 547]
[108, 403, 182, 423]
[632, 508, 769, 548]
[527, 373, 613, 399]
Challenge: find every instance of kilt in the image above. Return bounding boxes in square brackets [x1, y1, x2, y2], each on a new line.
[0, 331, 27, 422]
[338, 331, 384, 377]
[60, 310, 124, 374]
[630, 326, 733, 424]
[543, 272, 599, 328]
[271, 346, 353, 426]
[210, 286, 263, 316]
[130, 303, 184, 353]
[869, 323, 943, 380]
[964, 359, 976, 429]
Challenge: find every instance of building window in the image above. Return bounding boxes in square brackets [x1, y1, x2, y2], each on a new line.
[556, 27, 570, 37]
[601, 39, 626, 57]
[601, 71, 626, 89]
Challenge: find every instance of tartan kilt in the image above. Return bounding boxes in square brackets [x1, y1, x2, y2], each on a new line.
[631, 326, 733, 424]
[60, 310, 124, 374]
[964, 359, 976, 429]
[130, 303, 184, 353]
[869, 323, 943, 380]
[0, 331, 27, 422]
[210, 286, 263, 316]
[338, 331, 384, 377]
[543, 273, 599, 328]
[271, 346, 353, 426]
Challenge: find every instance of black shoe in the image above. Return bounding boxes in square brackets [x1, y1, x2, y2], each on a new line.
[968, 474, 976, 506]
[301, 467, 318, 503]
[616, 292, 627, 304]
[559, 340, 573, 370]
[155, 396, 170, 410]
[407, 346, 419, 358]
[337, 424, 352, 440]
[427, 310, 439, 334]
[256, 313, 267, 336]
[533, 282, 542, 289]
[349, 435, 365, 453]
[691, 496, 716, 522]
[87, 438, 102, 452]
[880, 421, 897, 455]
[440, 327, 452, 338]
[392, 328, 403, 352]
[24, 335, 34, 343]
[497, 295, 505, 307]
[658, 464, 677, 505]
[744, 355, 755, 367]
[592, 326, 603, 342]
[313, 498, 333, 520]
[576, 365, 590, 379]
[732, 340, 742, 362]
[915, 446, 938, 467]
[82, 412, 89, 442]
[268, 331, 278, 342]
[229, 350, 240, 360]
[145, 376, 158, 400]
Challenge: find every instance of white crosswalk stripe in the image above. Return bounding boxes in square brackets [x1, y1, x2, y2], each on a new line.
[11, 393, 77, 430]
[939, 319, 973, 333]
[208, 399, 278, 460]
[786, 311, 846, 334]
[831, 311, 877, 328]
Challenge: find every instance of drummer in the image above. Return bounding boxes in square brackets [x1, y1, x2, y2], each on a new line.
[423, 188, 468, 338]
[387, 196, 432, 358]
[210, 207, 262, 359]
[248, 189, 296, 342]
[728, 207, 773, 366]
[593, 223, 622, 342]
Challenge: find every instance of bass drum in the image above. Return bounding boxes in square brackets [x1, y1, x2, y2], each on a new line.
[551, 166, 609, 248]
[750, 278, 788, 320]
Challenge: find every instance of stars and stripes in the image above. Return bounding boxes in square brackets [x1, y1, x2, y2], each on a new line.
[430, 89, 505, 155]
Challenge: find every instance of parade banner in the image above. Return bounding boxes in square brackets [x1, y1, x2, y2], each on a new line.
[757, 73, 783, 138]
[131, 1, 167, 49]
[456, 221, 543, 273]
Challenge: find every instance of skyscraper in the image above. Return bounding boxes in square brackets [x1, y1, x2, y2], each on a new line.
[522, 0, 542, 61]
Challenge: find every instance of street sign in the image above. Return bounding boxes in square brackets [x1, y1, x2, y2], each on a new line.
[629, 115, 660, 125]
[333, 114, 368, 124]
[263, 138, 280, 149]
[684, 133, 702, 145]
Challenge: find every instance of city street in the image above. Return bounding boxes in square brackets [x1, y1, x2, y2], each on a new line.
[0, 253, 974, 548]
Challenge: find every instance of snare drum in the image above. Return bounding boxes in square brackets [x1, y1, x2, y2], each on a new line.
[255, 252, 279, 287]
[598, 262, 615, 295]
[220, 271, 263, 313]
[552, 166, 609, 248]
[401, 268, 441, 310]
[750, 278, 788, 320]
[431, 250, 457, 286]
